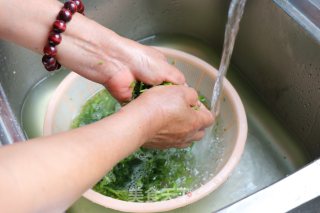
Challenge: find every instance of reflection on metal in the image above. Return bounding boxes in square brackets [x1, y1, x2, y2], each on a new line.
[310, 0, 320, 9]
[274, 0, 320, 43]
[219, 160, 320, 213]
[0, 84, 25, 145]
[289, 0, 320, 28]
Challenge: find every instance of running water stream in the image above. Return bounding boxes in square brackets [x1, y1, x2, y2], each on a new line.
[193, 0, 247, 169]
[210, 0, 247, 115]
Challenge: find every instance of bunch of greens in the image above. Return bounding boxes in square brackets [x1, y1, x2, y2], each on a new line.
[71, 83, 208, 202]
[93, 147, 196, 202]
[131, 81, 172, 99]
[71, 90, 121, 128]
[132, 81, 209, 108]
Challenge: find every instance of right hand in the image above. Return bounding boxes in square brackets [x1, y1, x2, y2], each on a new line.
[126, 85, 214, 149]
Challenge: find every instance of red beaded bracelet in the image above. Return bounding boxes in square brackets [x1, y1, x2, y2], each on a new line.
[42, 0, 85, 71]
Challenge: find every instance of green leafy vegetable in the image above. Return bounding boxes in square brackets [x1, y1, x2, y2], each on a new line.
[132, 81, 173, 99]
[71, 90, 120, 128]
[72, 84, 209, 202]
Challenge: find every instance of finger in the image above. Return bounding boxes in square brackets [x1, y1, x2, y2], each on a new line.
[103, 70, 135, 102]
[136, 72, 164, 86]
[132, 54, 166, 86]
[162, 63, 186, 85]
[105, 84, 133, 103]
[187, 102, 214, 132]
[137, 60, 186, 86]
[190, 130, 206, 141]
[194, 105, 215, 129]
[180, 86, 199, 107]
[148, 47, 186, 85]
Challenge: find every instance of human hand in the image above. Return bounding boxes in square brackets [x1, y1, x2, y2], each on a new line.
[101, 38, 186, 102]
[57, 15, 185, 102]
[125, 85, 214, 149]
[0, 0, 185, 103]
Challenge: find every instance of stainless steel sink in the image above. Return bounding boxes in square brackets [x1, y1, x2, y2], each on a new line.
[1, 0, 319, 212]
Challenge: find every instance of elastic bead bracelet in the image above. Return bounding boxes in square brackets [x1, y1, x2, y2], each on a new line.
[42, 0, 85, 71]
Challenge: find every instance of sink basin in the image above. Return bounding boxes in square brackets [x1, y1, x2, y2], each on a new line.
[0, 0, 319, 212]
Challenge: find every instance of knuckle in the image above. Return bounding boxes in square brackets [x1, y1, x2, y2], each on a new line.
[147, 75, 163, 85]
[192, 130, 205, 141]
[199, 107, 214, 123]
[189, 88, 199, 99]
[189, 121, 200, 133]
[205, 111, 214, 125]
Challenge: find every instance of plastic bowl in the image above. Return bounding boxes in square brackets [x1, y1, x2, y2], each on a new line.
[43, 47, 247, 212]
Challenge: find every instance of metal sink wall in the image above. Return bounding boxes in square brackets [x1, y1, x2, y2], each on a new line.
[0, 0, 319, 212]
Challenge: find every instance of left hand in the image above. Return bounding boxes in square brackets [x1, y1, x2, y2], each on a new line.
[57, 14, 185, 102]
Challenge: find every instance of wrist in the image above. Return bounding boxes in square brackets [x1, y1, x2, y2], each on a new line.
[56, 13, 125, 82]
[120, 97, 164, 145]
[0, 0, 123, 82]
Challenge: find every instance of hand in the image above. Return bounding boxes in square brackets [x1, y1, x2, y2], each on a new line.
[0, 0, 185, 103]
[57, 15, 185, 102]
[101, 38, 186, 102]
[125, 85, 214, 149]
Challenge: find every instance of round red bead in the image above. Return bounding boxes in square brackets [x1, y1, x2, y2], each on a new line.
[42, 55, 57, 71]
[72, 0, 84, 14]
[42, 0, 85, 72]
[53, 20, 66, 33]
[58, 8, 72, 22]
[64, 1, 78, 14]
[43, 44, 57, 57]
[48, 31, 62, 45]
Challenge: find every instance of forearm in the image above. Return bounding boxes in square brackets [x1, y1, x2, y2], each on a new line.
[0, 0, 124, 81]
[0, 103, 157, 212]
[0, 0, 58, 52]
[0, 0, 186, 102]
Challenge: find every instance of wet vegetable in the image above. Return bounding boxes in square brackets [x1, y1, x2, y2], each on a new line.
[93, 146, 196, 202]
[71, 83, 208, 202]
[132, 81, 172, 99]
